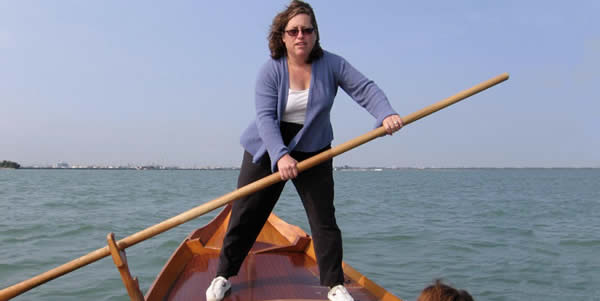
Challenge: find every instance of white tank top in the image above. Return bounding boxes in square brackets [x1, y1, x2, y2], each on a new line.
[282, 88, 308, 124]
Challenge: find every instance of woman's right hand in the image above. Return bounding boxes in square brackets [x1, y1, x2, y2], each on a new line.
[277, 154, 298, 180]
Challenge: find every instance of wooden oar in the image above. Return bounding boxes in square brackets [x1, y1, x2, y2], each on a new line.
[0, 72, 509, 300]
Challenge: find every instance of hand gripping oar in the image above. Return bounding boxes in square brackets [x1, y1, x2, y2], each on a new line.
[0, 73, 509, 300]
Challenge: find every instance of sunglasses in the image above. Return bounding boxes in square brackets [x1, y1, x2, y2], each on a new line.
[284, 27, 315, 37]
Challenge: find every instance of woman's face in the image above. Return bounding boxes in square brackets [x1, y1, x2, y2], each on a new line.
[282, 13, 316, 61]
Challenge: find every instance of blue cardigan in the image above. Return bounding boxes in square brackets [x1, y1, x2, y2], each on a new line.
[240, 50, 398, 171]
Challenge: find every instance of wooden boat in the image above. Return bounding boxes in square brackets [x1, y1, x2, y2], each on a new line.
[136, 204, 402, 301]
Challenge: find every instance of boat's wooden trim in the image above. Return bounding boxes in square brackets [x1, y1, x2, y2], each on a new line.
[144, 237, 194, 301]
[253, 235, 311, 254]
[188, 204, 231, 248]
[145, 205, 233, 301]
[342, 263, 400, 301]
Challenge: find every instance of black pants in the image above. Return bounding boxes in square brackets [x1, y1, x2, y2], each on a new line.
[216, 122, 344, 287]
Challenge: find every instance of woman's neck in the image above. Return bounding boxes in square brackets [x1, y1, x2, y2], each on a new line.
[287, 54, 309, 67]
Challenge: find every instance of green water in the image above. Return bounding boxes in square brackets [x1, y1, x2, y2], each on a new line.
[1, 169, 599, 300]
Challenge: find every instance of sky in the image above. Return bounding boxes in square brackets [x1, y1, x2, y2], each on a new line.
[1, 1, 598, 168]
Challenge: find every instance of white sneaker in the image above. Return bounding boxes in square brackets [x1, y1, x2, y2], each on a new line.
[206, 276, 231, 301]
[328, 284, 354, 301]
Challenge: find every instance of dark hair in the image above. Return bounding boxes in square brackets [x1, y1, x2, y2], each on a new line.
[417, 280, 474, 301]
[268, 0, 324, 63]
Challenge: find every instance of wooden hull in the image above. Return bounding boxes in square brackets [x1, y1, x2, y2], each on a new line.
[145, 205, 402, 301]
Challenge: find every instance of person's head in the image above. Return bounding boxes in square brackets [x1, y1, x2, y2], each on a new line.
[268, 0, 323, 63]
[417, 280, 474, 301]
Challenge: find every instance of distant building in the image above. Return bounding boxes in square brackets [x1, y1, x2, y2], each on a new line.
[54, 162, 70, 168]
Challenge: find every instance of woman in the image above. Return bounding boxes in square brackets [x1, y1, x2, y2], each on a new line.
[206, 1, 403, 301]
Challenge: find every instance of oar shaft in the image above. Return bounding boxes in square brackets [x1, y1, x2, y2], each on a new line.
[297, 73, 510, 172]
[0, 72, 508, 300]
[401, 72, 509, 125]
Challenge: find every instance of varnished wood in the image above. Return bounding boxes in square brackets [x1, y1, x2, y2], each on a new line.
[107, 233, 144, 301]
[146, 205, 404, 301]
[0, 73, 509, 300]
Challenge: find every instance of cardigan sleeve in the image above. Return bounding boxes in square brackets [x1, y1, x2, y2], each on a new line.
[335, 55, 398, 127]
[254, 60, 288, 168]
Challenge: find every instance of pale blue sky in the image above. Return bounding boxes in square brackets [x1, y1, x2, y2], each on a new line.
[1, 1, 598, 167]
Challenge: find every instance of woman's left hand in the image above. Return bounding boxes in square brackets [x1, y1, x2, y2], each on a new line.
[383, 114, 403, 135]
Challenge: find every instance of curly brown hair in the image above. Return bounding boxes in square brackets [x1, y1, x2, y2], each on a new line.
[268, 0, 324, 63]
[417, 280, 474, 301]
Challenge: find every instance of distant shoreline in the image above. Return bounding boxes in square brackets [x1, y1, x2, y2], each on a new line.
[18, 167, 239, 171]
[15, 166, 600, 171]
